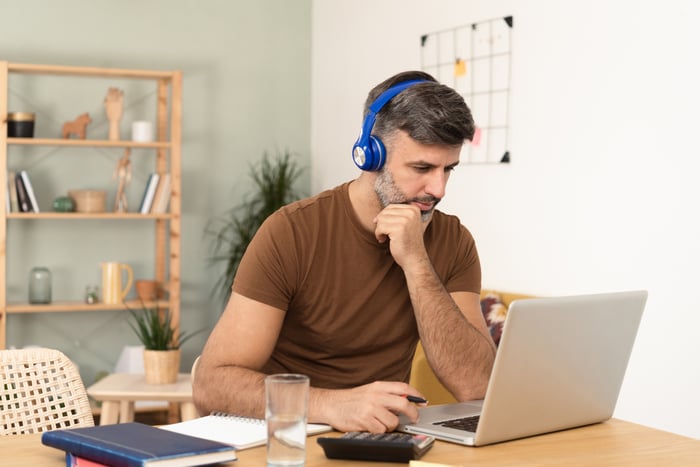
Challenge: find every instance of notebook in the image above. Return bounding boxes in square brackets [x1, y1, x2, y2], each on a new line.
[41, 422, 237, 466]
[162, 412, 332, 450]
[399, 290, 647, 446]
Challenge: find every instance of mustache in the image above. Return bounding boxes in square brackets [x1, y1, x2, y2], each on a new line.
[408, 196, 440, 205]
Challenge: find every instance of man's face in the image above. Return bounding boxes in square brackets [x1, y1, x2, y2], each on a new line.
[374, 130, 461, 222]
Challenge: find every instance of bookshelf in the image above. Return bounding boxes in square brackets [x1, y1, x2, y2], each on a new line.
[0, 61, 182, 349]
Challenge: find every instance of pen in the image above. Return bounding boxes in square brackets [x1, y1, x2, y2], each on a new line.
[405, 395, 428, 404]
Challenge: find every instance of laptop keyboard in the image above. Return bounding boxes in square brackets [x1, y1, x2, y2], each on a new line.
[433, 415, 480, 432]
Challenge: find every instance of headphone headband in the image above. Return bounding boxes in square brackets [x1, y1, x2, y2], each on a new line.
[352, 79, 427, 171]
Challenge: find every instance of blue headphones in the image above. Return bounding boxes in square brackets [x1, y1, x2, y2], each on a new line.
[352, 79, 427, 171]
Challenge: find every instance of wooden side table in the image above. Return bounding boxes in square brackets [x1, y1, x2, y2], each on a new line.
[87, 373, 198, 425]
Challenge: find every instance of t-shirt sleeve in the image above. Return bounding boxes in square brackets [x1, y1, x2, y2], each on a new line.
[232, 210, 297, 311]
[442, 222, 481, 295]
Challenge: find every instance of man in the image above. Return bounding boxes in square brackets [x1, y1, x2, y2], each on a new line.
[193, 71, 496, 433]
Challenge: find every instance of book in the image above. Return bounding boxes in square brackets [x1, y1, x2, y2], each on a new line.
[7, 170, 19, 212]
[161, 412, 332, 450]
[150, 172, 171, 214]
[14, 172, 33, 212]
[41, 422, 238, 467]
[19, 170, 40, 212]
[138, 173, 160, 214]
[65, 453, 108, 467]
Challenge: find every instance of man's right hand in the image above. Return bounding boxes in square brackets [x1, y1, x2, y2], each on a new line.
[310, 381, 426, 433]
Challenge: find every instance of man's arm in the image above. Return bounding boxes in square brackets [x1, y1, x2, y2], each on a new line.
[407, 275, 495, 401]
[192, 292, 282, 418]
[193, 292, 425, 432]
[374, 204, 496, 401]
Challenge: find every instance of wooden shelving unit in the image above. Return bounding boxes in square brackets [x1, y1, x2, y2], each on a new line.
[0, 61, 182, 349]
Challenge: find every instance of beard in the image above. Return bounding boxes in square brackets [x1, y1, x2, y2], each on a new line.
[373, 168, 440, 222]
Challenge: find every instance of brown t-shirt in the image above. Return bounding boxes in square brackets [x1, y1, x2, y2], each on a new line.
[233, 182, 480, 389]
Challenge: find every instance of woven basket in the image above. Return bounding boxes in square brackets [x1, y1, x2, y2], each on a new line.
[143, 348, 180, 384]
[68, 189, 106, 213]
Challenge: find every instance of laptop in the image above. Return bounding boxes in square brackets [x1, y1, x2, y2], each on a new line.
[399, 290, 647, 446]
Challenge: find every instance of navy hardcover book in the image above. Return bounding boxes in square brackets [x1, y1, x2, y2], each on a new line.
[41, 422, 237, 467]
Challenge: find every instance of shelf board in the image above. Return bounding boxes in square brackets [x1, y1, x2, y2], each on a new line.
[8, 62, 176, 80]
[6, 212, 173, 220]
[7, 138, 170, 149]
[6, 299, 170, 314]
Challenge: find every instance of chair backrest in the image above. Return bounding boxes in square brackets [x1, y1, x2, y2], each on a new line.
[0, 348, 94, 435]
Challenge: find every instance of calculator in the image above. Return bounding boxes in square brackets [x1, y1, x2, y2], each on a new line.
[317, 431, 435, 462]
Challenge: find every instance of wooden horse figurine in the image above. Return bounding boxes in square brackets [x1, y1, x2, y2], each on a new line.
[62, 113, 92, 139]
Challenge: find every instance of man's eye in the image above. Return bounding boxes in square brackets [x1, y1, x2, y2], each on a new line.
[414, 166, 430, 173]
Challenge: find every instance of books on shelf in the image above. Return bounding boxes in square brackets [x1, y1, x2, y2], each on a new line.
[161, 412, 332, 450]
[7, 170, 19, 212]
[150, 172, 171, 214]
[41, 422, 238, 467]
[138, 173, 160, 214]
[19, 170, 40, 212]
[14, 172, 33, 212]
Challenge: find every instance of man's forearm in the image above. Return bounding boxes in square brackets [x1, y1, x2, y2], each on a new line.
[404, 257, 495, 400]
[193, 360, 267, 418]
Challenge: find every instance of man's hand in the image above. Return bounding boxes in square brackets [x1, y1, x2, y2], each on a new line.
[373, 204, 430, 269]
[312, 381, 426, 433]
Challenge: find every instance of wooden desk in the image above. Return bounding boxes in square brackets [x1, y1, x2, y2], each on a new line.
[87, 373, 197, 425]
[2, 419, 698, 466]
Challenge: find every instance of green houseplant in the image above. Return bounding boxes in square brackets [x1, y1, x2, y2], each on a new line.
[206, 150, 306, 305]
[128, 305, 202, 384]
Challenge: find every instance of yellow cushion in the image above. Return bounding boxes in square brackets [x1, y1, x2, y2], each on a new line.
[409, 290, 534, 404]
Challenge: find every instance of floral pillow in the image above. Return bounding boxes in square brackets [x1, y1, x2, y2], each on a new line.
[480, 292, 508, 346]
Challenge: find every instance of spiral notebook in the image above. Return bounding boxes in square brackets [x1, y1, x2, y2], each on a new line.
[161, 412, 332, 450]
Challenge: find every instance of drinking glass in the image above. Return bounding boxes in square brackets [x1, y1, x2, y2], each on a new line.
[265, 374, 309, 467]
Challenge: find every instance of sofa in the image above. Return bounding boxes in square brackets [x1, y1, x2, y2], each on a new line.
[409, 289, 534, 405]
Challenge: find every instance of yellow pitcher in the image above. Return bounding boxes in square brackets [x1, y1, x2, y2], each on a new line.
[100, 262, 134, 304]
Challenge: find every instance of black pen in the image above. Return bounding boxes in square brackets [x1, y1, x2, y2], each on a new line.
[405, 395, 428, 404]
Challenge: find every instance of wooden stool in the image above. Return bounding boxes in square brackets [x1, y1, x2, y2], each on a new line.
[87, 373, 197, 425]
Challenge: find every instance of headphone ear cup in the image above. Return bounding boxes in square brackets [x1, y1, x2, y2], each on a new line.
[353, 79, 426, 171]
[367, 135, 386, 171]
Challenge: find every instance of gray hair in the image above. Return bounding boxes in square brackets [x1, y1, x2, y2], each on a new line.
[363, 71, 475, 146]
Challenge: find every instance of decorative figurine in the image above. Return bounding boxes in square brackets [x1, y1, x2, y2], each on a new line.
[61, 113, 92, 139]
[112, 148, 132, 212]
[104, 87, 124, 141]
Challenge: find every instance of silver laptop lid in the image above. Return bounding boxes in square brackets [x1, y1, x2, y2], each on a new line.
[399, 290, 647, 446]
[474, 290, 647, 445]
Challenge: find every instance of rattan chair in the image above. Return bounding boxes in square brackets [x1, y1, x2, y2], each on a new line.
[0, 347, 94, 435]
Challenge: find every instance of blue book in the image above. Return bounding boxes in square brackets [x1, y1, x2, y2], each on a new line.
[42, 422, 237, 467]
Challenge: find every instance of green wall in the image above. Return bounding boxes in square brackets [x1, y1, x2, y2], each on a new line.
[1, 0, 311, 385]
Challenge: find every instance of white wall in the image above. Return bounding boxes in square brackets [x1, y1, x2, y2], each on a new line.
[312, 0, 700, 438]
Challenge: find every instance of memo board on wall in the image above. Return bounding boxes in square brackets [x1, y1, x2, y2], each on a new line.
[420, 16, 513, 164]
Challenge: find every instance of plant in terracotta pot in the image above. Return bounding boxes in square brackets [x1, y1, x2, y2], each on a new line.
[127, 305, 202, 384]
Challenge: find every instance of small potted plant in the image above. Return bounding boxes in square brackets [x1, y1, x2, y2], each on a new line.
[128, 305, 201, 384]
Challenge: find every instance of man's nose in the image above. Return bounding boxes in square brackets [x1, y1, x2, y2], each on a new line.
[425, 170, 447, 199]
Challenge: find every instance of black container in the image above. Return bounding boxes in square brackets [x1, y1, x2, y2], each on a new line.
[7, 112, 35, 137]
